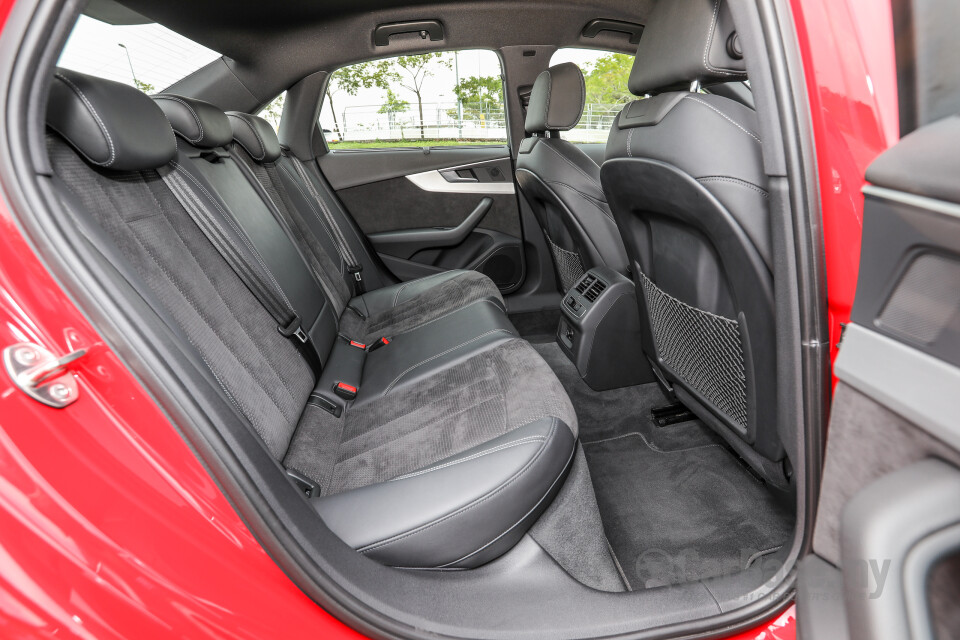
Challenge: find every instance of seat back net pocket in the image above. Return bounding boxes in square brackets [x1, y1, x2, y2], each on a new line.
[545, 233, 585, 292]
[638, 269, 748, 432]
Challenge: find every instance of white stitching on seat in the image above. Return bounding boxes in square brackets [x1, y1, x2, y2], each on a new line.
[383, 328, 512, 393]
[684, 96, 761, 143]
[392, 270, 451, 306]
[54, 73, 116, 167]
[702, 0, 740, 76]
[358, 418, 560, 555]
[389, 436, 546, 481]
[544, 181, 615, 222]
[539, 140, 602, 189]
[228, 113, 265, 161]
[436, 424, 575, 568]
[154, 95, 204, 144]
[697, 176, 769, 197]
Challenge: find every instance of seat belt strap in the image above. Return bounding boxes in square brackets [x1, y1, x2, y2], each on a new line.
[289, 156, 366, 295]
[161, 168, 322, 375]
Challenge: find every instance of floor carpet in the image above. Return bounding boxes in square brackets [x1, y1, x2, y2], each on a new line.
[532, 341, 795, 590]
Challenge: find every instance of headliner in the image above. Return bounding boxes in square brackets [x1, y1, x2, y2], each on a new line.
[100, 0, 653, 101]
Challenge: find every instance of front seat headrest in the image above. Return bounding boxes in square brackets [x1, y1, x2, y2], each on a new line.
[152, 94, 233, 149]
[46, 68, 177, 171]
[629, 0, 747, 96]
[524, 62, 586, 134]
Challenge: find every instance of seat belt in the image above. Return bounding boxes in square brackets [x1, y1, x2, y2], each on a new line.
[161, 168, 322, 375]
[288, 155, 366, 295]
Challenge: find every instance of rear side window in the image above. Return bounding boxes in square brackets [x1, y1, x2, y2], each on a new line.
[319, 50, 507, 149]
[549, 48, 635, 143]
[57, 15, 220, 93]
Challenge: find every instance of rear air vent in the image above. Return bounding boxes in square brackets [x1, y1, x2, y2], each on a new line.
[583, 279, 607, 302]
[575, 274, 596, 294]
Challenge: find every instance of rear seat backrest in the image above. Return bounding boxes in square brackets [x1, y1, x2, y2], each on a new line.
[225, 111, 354, 316]
[153, 94, 340, 364]
[45, 69, 316, 458]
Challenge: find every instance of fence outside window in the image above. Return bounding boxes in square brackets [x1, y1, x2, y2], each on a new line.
[332, 101, 625, 145]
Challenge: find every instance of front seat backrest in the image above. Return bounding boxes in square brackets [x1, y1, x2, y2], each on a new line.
[515, 62, 628, 292]
[601, 0, 784, 481]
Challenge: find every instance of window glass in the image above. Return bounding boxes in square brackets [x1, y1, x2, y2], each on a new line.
[549, 48, 635, 143]
[58, 15, 221, 93]
[258, 92, 286, 132]
[319, 50, 507, 149]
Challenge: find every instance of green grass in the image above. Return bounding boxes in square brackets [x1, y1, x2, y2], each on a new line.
[328, 139, 507, 150]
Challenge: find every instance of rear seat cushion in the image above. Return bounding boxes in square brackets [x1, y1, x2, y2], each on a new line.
[288, 338, 578, 568]
[341, 269, 505, 344]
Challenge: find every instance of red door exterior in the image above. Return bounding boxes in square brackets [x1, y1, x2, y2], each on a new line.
[0, 0, 896, 636]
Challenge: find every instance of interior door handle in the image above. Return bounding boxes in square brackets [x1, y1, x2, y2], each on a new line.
[440, 169, 479, 183]
[367, 198, 493, 258]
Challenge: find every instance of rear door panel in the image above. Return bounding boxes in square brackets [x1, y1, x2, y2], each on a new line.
[319, 147, 525, 292]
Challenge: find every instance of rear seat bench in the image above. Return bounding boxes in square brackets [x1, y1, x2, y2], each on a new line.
[46, 68, 578, 569]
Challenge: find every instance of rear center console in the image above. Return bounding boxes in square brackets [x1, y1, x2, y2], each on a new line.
[557, 266, 653, 391]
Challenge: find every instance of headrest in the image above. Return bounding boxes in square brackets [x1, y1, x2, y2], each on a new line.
[629, 0, 747, 95]
[225, 112, 282, 163]
[524, 63, 585, 133]
[47, 68, 176, 171]
[152, 94, 233, 148]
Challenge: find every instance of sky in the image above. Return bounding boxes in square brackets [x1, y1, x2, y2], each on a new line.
[58, 16, 220, 91]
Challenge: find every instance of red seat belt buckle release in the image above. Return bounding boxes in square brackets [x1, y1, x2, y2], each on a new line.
[334, 382, 357, 400]
[349, 340, 366, 349]
[367, 337, 391, 352]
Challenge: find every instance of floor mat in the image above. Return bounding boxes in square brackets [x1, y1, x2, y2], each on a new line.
[583, 432, 794, 590]
[533, 341, 795, 591]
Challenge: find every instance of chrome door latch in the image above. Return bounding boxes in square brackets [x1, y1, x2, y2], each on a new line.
[4, 343, 87, 408]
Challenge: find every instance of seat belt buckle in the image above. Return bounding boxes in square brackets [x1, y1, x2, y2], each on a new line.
[349, 340, 366, 349]
[334, 382, 358, 400]
[366, 337, 390, 352]
[279, 315, 308, 343]
[348, 265, 366, 294]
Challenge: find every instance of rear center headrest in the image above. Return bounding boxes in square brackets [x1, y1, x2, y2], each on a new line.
[629, 0, 747, 96]
[524, 63, 585, 134]
[152, 94, 233, 149]
[225, 112, 282, 163]
[46, 68, 176, 171]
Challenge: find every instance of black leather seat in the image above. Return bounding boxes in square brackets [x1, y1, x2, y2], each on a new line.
[46, 68, 578, 569]
[515, 63, 628, 292]
[601, 0, 783, 478]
